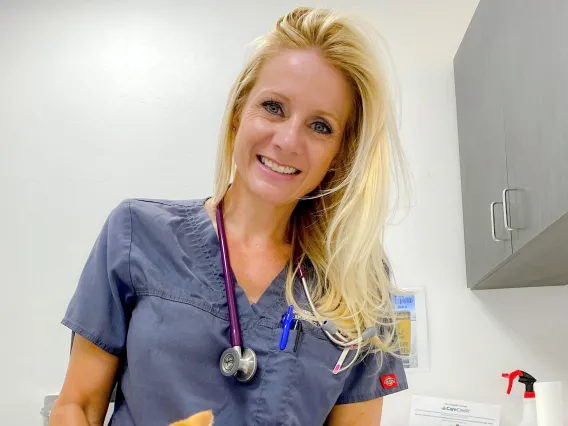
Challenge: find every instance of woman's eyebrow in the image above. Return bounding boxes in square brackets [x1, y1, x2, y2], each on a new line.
[259, 89, 290, 102]
[313, 110, 340, 125]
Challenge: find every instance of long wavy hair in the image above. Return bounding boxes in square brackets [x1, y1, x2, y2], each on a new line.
[211, 7, 408, 370]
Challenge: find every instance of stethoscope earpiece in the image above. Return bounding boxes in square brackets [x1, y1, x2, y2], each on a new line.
[220, 346, 257, 383]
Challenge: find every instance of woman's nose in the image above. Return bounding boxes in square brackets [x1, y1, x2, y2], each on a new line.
[273, 117, 302, 153]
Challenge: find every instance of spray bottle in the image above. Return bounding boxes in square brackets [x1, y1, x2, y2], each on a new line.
[502, 370, 538, 426]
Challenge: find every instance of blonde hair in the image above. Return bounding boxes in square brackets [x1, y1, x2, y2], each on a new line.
[212, 7, 408, 370]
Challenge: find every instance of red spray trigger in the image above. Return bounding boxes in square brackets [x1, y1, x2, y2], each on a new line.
[502, 370, 523, 394]
[502, 370, 537, 398]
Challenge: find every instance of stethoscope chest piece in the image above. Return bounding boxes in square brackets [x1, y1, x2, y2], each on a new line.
[220, 346, 257, 383]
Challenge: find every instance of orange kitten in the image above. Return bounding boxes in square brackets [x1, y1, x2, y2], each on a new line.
[169, 410, 214, 426]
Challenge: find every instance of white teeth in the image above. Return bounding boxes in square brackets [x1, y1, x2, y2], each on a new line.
[260, 156, 298, 175]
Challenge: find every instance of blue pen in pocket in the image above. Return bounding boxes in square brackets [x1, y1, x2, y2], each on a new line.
[279, 305, 294, 350]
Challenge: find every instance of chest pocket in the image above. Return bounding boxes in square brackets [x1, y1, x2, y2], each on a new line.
[265, 321, 349, 426]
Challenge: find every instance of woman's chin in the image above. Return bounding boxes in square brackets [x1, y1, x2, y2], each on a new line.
[248, 181, 303, 207]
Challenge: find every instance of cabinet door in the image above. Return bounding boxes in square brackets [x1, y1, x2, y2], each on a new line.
[501, 0, 568, 252]
[454, 1, 513, 288]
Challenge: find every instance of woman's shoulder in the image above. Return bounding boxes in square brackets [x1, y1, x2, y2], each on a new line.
[105, 197, 208, 240]
[126, 197, 204, 213]
[112, 197, 204, 221]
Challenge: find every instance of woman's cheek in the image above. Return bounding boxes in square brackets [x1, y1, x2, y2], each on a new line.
[251, 114, 276, 134]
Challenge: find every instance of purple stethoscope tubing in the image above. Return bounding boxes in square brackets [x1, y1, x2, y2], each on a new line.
[216, 200, 242, 348]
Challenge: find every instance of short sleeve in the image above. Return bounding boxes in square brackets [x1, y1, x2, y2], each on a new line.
[335, 351, 408, 404]
[62, 200, 136, 356]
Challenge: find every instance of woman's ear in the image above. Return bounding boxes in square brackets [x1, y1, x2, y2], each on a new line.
[328, 157, 338, 172]
[231, 112, 241, 135]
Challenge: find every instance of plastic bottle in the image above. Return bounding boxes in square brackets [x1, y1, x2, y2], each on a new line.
[502, 370, 538, 426]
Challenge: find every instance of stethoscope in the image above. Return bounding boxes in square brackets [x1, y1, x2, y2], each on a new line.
[216, 200, 378, 382]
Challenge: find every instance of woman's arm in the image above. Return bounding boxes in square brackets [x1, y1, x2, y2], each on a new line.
[49, 335, 119, 426]
[326, 398, 383, 426]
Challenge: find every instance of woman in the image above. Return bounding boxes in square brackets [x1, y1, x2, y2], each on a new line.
[50, 7, 408, 426]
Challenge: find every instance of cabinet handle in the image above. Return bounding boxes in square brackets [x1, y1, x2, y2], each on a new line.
[502, 188, 519, 231]
[491, 201, 509, 242]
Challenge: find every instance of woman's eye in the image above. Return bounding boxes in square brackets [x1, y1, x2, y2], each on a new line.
[312, 121, 332, 134]
[262, 101, 283, 116]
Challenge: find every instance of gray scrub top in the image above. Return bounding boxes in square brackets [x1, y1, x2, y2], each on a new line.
[63, 198, 408, 426]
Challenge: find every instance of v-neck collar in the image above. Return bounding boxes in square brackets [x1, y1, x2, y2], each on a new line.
[195, 198, 288, 323]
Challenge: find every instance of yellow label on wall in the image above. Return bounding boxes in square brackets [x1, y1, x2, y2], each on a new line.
[395, 311, 411, 355]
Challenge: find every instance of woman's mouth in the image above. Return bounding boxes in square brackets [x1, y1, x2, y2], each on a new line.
[257, 155, 300, 175]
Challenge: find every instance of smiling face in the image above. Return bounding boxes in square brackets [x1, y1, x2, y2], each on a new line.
[231, 48, 353, 207]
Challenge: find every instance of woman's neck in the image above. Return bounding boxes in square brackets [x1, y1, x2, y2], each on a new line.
[221, 178, 297, 246]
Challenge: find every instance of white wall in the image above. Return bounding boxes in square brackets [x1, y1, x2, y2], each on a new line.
[1, 1, 566, 424]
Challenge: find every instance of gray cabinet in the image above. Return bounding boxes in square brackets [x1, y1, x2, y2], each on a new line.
[454, 0, 512, 288]
[455, 0, 568, 289]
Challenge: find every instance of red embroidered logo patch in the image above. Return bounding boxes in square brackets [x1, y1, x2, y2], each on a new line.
[380, 374, 398, 389]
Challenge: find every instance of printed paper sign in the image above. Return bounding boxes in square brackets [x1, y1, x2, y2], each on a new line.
[409, 395, 501, 426]
[392, 288, 429, 371]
